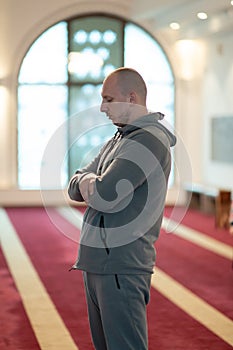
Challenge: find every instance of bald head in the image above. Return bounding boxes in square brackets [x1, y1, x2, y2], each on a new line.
[101, 67, 148, 125]
[105, 67, 147, 106]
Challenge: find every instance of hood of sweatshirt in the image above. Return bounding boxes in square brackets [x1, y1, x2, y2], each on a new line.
[117, 112, 176, 147]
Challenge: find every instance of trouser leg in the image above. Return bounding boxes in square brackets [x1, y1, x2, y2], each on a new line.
[83, 272, 108, 350]
[83, 272, 151, 350]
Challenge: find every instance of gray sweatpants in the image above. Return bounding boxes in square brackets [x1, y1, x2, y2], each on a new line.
[83, 272, 151, 350]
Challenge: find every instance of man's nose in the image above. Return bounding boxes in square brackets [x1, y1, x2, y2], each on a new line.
[100, 101, 108, 113]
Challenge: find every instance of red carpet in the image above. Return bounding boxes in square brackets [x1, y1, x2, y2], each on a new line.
[0, 248, 41, 350]
[1, 206, 232, 350]
[148, 290, 231, 350]
[164, 206, 233, 245]
[155, 230, 233, 318]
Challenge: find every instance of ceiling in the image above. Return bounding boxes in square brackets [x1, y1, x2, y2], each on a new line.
[128, 0, 233, 40]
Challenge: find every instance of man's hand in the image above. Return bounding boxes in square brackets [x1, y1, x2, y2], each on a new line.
[79, 173, 98, 203]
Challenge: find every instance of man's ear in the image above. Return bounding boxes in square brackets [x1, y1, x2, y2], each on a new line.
[129, 91, 137, 103]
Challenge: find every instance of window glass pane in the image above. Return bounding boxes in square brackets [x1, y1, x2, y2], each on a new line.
[18, 85, 68, 189]
[124, 23, 175, 186]
[68, 16, 123, 177]
[124, 23, 174, 110]
[69, 84, 102, 115]
[124, 24, 173, 84]
[147, 82, 174, 127]
[68, 16, 123, 83]
[68, 85, 116, 176]
[124, 23, 175, 126]
[69, 110, 116, 176]
[18, 22, 68, 84]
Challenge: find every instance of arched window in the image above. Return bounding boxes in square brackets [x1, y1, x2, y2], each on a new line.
[18, 15, 174, 189]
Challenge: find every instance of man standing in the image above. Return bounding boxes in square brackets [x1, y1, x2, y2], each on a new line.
[68, 67, 176, 350]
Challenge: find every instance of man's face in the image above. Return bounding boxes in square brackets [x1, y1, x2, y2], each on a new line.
[100, 75, 131, 126]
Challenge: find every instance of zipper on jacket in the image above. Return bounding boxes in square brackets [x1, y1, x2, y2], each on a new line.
[97, 131, 122, 175]
[100, 215, 110, 255]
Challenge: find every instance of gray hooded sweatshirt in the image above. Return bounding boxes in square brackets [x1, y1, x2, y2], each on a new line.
[68, 112, 176, 274]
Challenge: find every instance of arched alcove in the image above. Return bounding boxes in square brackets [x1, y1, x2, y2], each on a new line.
[17, 14, 174, 189]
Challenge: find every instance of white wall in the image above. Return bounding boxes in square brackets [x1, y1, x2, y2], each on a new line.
[0, 0, 232, 205]
[203, 33, 233, 190]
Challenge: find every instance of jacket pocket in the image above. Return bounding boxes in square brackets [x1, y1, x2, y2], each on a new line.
[114, 274, 121, 289]
[100, 215, 110, 255]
